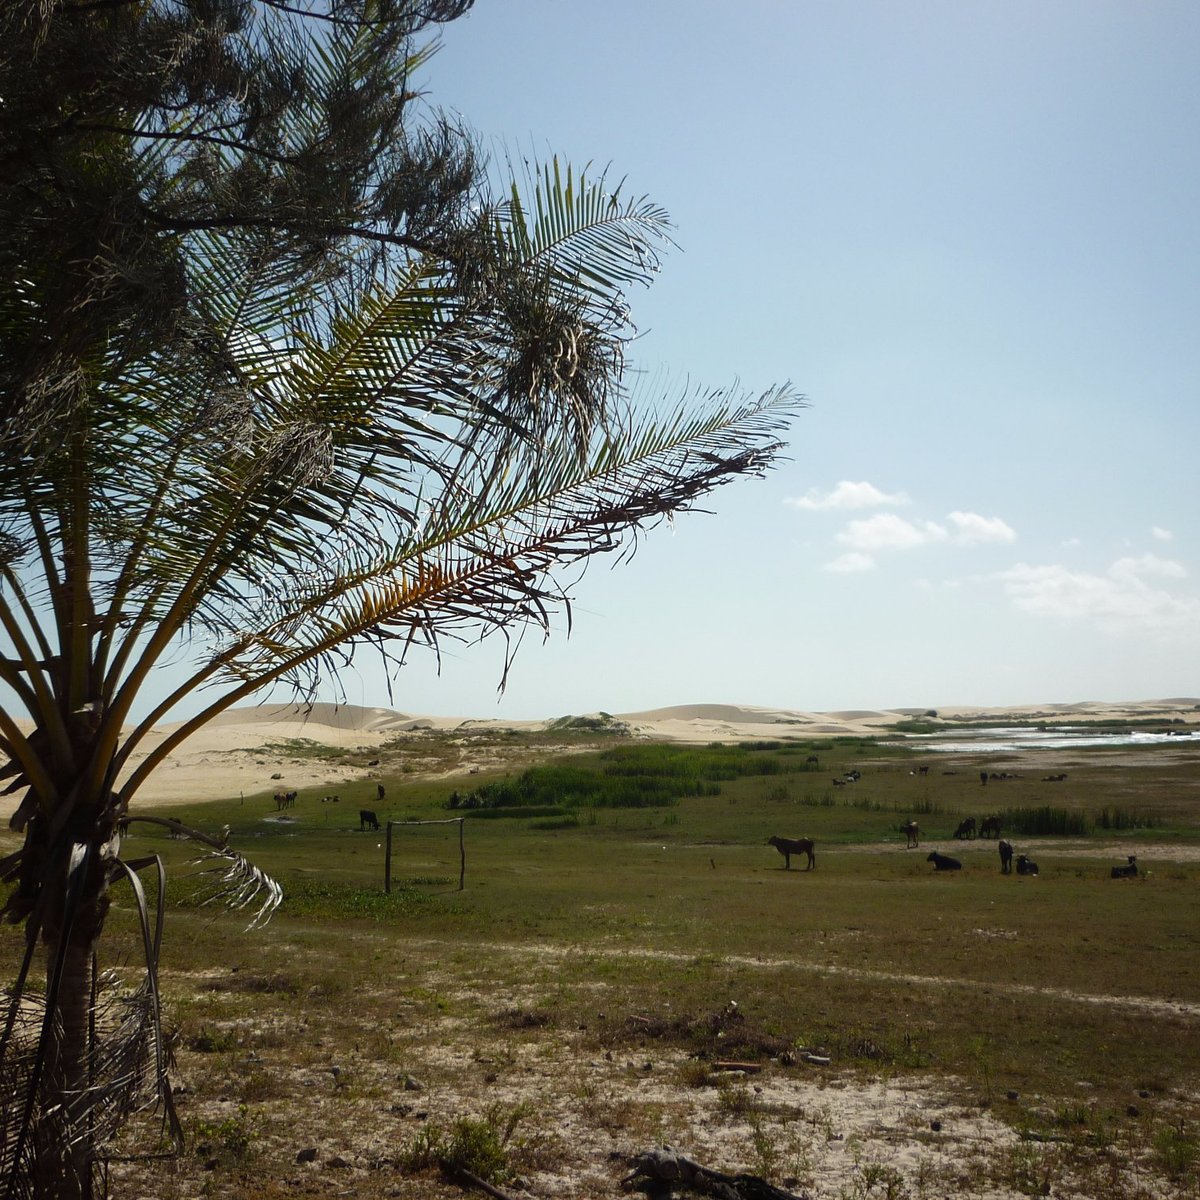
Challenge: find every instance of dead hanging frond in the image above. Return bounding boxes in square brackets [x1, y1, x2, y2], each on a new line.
[121, 815, 283, 930]
[0, 846, 183, 1196]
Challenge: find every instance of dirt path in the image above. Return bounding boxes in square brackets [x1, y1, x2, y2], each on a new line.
[397, 935, 1200, 1021]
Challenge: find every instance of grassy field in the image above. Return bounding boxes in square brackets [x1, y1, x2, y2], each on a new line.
[4, 732, 1200, 1198]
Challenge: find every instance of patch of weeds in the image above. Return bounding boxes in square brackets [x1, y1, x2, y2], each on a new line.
[716, 1081, 757, 1120]
[400, 1102, 533, 1185]
[849, 1158, 912, 1199]
[185, 1025, 238, 1053]
[1000, 1139, 1062, 1197]
[677, 1058, 716, 1089]
[491, 1007, 553, 1030]
[192, 1104, 259, 1166]
[203, 971, 297, 995]
[1152, 1119, 1198, 1181]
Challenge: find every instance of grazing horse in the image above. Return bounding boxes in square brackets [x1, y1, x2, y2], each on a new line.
[927, 851, 962, 872]
[359, 809, 380, 831]
[998, 839, 1014, 874]
[767, 835, 815, 870]
[1016, 854, 1038, 876]
[954, 817, 977, 840]
[900, 820, 920, 849]
[1111, 855, 1138, 879]
[979, 815, 1002, 839]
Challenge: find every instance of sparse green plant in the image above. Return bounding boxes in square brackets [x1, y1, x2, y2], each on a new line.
[1152, 1119, 1198, 1180]
[192, 1104, 258, 1165]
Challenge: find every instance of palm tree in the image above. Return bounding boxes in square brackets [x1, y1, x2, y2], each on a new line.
[0, 6, 803, 1195]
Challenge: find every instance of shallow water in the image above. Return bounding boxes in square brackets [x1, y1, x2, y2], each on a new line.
[892, 726, 1200, 754]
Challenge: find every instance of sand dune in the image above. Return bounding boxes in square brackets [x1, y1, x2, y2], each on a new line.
[1, 698, 1196, 812]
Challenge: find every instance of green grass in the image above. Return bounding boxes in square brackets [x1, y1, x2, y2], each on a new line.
[5, 732, 1200, 1197]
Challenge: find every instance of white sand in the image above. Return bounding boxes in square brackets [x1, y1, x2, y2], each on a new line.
[2, 698, 1196, 813]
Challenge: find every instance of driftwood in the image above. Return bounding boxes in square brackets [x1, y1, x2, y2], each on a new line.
[622, 1148, 809, 1200]
[440, 1159, 521, 1200]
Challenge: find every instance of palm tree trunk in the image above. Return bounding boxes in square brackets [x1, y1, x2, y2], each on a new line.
[30, 839, 111, 1200]
[34, 940, 97, 1200]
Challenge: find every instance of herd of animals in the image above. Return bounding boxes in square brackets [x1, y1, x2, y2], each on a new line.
[770, 759, 1144, 879]
[769, 818, 1142, 880]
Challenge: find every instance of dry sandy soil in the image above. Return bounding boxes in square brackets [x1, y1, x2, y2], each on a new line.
[60, 695, 1200, 811]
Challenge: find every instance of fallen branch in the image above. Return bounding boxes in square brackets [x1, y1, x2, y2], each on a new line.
[622, 1147, 809, 1200]
[440, 1159, 522, 1200]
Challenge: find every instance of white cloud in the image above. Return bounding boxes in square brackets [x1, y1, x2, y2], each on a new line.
[837, 513, 947, 553]
[1109, 554, 1188, 582]
[786, 480, 909, 512]
[946, 511, 1017, 546]
[997, 558, 1200, 635]
[823, 551, 876, 573]
[1152, 526, 1175, 542]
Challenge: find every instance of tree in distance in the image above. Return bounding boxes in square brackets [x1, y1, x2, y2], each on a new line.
[0, 1, 803, 1194]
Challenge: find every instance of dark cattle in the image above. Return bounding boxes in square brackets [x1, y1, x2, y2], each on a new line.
[927, 851, 962, 872]
[1111, 855, 1138, 879]
[900, 820, 920, 849]
[359, 809, 380, 831]
[998, 839, 1014, 874]
[980, 771, 988, 786]
[1042, 773, 1068, 782]
[954, 817, 977, 840]
[917, 765, 929, 776]
[805, 755, 819, 766]
[979, 815, 1002, 839]
[767, 835, 815, 871]
[377, 783, 386, 802]
[1016, 854, 1038, 876]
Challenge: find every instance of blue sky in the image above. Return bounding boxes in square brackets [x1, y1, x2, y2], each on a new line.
[329, 0, 1200, 720]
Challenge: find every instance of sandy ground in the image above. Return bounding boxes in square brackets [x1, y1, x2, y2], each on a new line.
[6, 696, 1193, 815]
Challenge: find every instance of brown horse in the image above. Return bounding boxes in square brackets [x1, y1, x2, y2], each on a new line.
[767, 835, 815, 870]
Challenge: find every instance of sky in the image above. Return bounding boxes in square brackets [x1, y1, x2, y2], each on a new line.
[245, 2, 1195, 721]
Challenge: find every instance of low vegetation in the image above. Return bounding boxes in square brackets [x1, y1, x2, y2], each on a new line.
[3, 730, 1198, 1198]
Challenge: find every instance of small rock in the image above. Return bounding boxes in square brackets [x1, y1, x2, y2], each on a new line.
[296, 1148, 318, 1164]
[1006, 1090, 1019, 1101]
[402, 1074, 424, 1091]
[930, 1120, 942, 1132]
[1127, 1105, 1140, 1118]
[1139, 1089, 1151, 1099]
[327, 1155, 351, 1169]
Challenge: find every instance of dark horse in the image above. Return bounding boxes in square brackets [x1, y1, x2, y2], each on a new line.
[767, 835, 815, 870]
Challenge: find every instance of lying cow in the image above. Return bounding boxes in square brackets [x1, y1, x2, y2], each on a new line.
[359, 809, 380, 831]
[1016, 854, 1038, 876]
[927, 851, 962, 872]
[1111, 855, 1138, 879]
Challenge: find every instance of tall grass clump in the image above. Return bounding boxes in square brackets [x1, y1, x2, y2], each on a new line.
[1094, 806, 1159, 830]
[1002, 806, 1090, 836]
